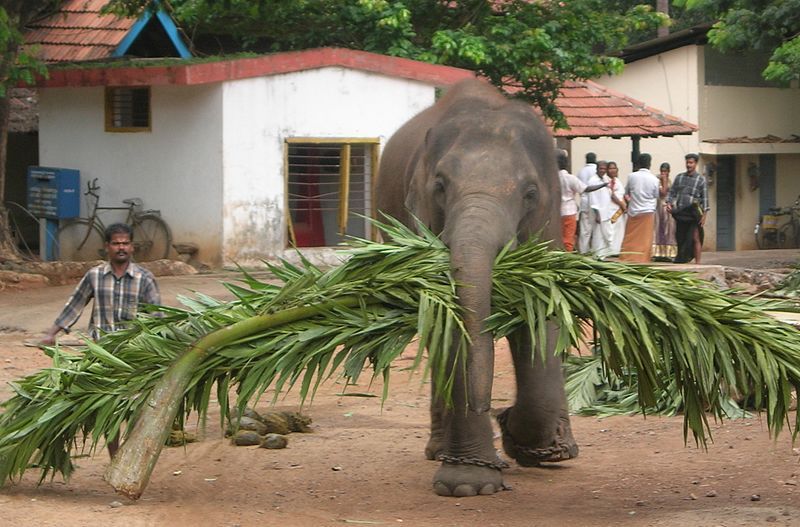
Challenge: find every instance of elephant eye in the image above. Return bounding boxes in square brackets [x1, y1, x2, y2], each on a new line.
[432, 177, 447, 196]
[432, 176, 447, 207]
[523, 185, 539, 203]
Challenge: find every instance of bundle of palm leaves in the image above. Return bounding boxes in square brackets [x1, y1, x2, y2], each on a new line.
[1, 218, 799, 493]
[564, 354, 750, 419]
[773, 264, 800, 298]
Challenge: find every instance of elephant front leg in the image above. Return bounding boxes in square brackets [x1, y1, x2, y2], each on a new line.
[433, 409, 508, 496]
[431, 361, 507, 497]
[497, 328, 579, 467]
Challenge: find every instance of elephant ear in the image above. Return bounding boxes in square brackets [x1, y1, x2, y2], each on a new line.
[404, 130, 438, 230]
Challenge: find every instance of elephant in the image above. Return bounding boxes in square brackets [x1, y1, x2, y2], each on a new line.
[375, 79, 579, 497]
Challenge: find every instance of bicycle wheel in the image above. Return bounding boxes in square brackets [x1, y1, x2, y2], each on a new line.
[755, 222, 767, 249]
[755, 222, 778, 249]
[4, 201, 41, 258]
[779, 223, 797, 249]
[57, 219, 105, 261]
[132, 214, 172, 261]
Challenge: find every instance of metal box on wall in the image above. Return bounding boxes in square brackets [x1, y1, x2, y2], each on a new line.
[26, 166, 80, 219]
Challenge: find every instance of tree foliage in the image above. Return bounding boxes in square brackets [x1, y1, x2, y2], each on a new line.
[607, 0, 709, 42]
[674, 0, 800, 85]
[0, 1, 57, 260]
[104, 0, 667, 127]
[0, 7, 49, 98]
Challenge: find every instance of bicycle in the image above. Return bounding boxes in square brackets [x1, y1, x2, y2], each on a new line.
[755, 194, 800, 249]
[57, 178, 172, 261]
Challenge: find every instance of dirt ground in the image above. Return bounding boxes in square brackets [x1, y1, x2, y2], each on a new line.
[1, 259, 799, 527]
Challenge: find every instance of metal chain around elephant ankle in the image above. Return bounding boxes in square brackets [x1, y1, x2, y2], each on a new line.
[495, 407, 571, 461]
[436, 453, 510, 470]
[512, 443, 572, 460]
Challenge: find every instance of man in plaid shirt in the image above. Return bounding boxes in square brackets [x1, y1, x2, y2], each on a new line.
[40, 223, 160, 457]
[666, 153, 709, 264]
[41, 223, 160, 343]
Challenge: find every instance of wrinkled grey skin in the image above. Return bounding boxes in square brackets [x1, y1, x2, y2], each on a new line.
[376, 79, 578, 497]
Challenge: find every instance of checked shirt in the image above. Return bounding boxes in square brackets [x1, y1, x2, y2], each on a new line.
[667, 171, 709, 212]
[54, 262, 160, 340]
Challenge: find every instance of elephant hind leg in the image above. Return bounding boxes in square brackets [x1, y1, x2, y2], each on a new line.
[499, 329, 579, 467]
[496, 406, 578, 466]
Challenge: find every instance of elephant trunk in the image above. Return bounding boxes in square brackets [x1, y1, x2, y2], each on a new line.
[444, 207, 514, 414]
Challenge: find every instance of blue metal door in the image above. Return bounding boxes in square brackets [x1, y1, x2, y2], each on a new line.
[758, 154, 776, 215]
[715, 156, 735, 250]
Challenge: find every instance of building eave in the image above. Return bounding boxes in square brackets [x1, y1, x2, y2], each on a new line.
[621, 23, 713, 64]
[33, 47, 475, 89]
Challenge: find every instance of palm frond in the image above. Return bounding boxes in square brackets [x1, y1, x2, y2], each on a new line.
[1, 216, 799, 488]
[564, 354, 750, 419]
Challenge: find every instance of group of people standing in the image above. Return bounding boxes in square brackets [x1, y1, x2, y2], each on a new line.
[559, 150, 709, 264]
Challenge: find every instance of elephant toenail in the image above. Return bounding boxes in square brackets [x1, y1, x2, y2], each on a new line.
[433, 482, 453, 496]
[478, 483, 497, 495]
[453, 484, 478, 497]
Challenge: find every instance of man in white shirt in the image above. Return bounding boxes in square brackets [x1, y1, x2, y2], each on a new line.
[589, 161, 616, 259]
[576, 152, 597, 254]
[619, 153, 661, 263]
[558, 150, 607, 251]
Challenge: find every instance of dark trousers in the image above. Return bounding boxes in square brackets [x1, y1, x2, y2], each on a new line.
[674, 220, 705, 263]
[673, 206, 704, 263]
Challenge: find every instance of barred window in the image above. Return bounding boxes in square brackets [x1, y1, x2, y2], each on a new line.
[286, 140, 378, 247]
[105, 87, 151, 132]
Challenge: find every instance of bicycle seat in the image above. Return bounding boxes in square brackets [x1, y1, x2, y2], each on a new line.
[123, 198, 143, 207]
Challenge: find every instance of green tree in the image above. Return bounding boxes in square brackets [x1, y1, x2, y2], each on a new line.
[0, 1, 56, 260]
[105, 0, 667, 127]
[674, 0, 800, 85]
[606, 0, 709, 42]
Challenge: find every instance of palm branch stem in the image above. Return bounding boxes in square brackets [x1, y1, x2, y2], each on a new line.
[105, 295, 370, 498]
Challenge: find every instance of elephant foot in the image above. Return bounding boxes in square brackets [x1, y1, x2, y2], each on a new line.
[433, 455, 509, 497]
[496, 407, 579, 467]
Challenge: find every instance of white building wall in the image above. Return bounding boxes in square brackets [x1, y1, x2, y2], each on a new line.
[220, 67, 435, 266]
[38, 85, 225, 265]
[701, 85, 800, 141]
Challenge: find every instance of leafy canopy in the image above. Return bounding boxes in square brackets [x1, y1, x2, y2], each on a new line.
[674, 0, 800, 85]
[103, 0, 667, 127]
[0, 2, 56, 97]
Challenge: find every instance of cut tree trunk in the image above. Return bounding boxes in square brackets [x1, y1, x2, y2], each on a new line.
[0, 96, 22, 261]
[104, 295, 371, 499]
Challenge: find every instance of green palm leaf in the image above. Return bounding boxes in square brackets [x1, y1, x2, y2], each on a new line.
[1, 216, 799, 491]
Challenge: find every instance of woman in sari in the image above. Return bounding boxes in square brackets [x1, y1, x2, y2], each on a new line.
[652, 162, 677, 261]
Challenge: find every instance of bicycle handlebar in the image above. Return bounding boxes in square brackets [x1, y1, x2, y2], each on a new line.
[86, 178, 100, 197]
[767, 195, 800, 216]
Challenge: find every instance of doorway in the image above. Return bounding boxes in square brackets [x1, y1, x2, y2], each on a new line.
[715, 155, 735, 250]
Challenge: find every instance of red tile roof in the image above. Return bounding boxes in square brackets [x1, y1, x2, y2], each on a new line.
[23, 0, 136, 63]
[552, 79, 697, 138]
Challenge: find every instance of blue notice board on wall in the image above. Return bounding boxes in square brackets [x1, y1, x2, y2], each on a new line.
[27, 166, 80, 220]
